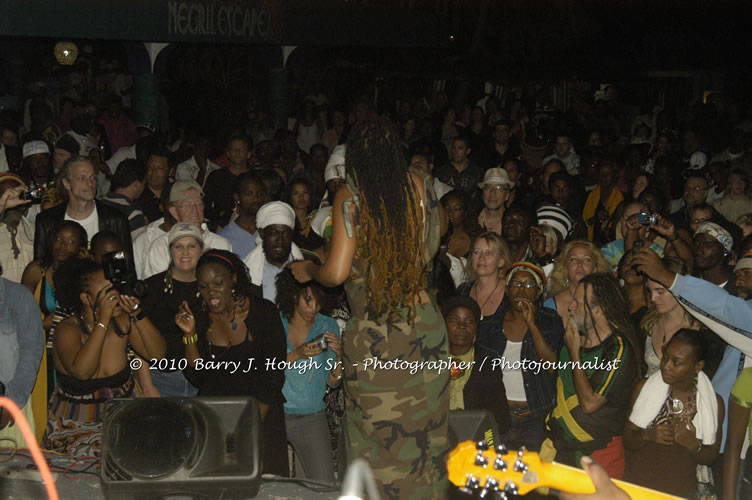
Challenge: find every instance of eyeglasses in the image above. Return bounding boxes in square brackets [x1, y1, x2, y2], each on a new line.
[472, 249, 499, 258]
[175, 201, 203, 211]
[508, 281, 539, 289]
[685, 186, 707, 193]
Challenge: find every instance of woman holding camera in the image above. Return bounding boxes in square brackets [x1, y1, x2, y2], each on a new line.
[275, 267, 342, 483]
[43, 256, 165, 457]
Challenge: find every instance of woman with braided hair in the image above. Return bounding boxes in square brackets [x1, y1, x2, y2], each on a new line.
[289, 117, 449, 499]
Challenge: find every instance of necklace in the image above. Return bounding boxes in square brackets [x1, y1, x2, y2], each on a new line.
[207, 298, 245, 358]
[668, 387, 685, 414]
[474, 279, 501, 321]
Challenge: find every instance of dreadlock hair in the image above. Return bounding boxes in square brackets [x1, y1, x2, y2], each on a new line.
[196, 249, 255, 299]
[54, 256, 102, 316]
[580, 272, 643, 378]
[345, 117, 425, 322]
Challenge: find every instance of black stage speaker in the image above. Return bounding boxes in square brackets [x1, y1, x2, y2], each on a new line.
[100, 397, 261, 500]
[448, 410, 499, 448]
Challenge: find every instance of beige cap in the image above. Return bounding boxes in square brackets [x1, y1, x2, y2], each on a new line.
[169, 180, 204, 203]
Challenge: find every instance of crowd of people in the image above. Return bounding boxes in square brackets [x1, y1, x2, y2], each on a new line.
[2, 64, 752, 500]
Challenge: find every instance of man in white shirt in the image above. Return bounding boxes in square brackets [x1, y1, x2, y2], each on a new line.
[33, 157, 133, 261]
[542, 133, 581, 176]
[175, 134, 220, 188]
[242, 201, 303, 302]
[133, 194, 173, 279]
[142, 180, 231, 278]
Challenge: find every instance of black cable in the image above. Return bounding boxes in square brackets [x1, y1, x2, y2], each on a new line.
[261, 474, 340, 493]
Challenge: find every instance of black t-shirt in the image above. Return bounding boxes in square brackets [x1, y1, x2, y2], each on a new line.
[142, 271, 207, 368]
[137, 184, 169, 224]
[204, 168, 243, 228]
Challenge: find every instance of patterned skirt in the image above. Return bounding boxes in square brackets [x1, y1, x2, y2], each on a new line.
[42, 374, 141, 457]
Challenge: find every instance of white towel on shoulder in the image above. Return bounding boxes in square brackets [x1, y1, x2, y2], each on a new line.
[629, 370, 718, 445]
[243, 236, 303, 286]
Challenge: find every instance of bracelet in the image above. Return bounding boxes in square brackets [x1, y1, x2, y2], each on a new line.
[133, 309, 146, 322]
[694, 440, 703, 454]
[183, 333, 198, 345]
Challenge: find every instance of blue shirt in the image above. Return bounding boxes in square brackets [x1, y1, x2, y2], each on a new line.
[218, 220, 257, 260]
[262, 256, 293, 303]
[600, 238, 664, 270]
[0, 278, 44, 408]
[281, 313, 341, 414]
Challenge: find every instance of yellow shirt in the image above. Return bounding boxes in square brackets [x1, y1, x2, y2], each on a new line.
[449, 348, 474, 410]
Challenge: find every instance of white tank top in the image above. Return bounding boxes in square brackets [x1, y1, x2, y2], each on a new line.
[502, 341, 527, 402]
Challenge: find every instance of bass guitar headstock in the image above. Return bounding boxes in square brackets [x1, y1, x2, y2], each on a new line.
[447, 441, 545, 498]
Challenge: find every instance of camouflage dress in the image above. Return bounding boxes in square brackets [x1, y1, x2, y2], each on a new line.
[340, 172, 449, 499]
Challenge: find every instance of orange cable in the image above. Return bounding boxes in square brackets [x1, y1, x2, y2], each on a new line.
[0, 396, 59, 500]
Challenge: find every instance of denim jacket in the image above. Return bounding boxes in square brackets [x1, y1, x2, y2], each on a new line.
[476, 305, 564, 417]
[0, 277, 44, 408]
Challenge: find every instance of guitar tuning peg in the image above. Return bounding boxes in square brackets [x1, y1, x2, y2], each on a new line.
[475, 441, 490, 451]
[474, 452, 489, 467]
[463, 475, 481, 491]
[504, 481, 519, 496]
[516, 446, 526, 458]
[478, 487, 497, 499]
[484, 478, 499, 490]
[493, 456, 507, 471]
[513, 459, 528, 473]
[494, 444, 508, 455]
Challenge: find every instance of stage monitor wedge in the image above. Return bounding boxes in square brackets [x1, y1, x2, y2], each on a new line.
[100, 397, 261, 500]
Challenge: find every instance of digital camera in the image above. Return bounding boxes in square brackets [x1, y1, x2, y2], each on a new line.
[20, 185, 44, 204]
[637, 212, 658, 226]
[102, 250, 146, 299]
[310, 334, 328, 351]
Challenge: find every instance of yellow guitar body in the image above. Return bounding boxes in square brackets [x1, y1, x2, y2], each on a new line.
[447, 441, 685, 499]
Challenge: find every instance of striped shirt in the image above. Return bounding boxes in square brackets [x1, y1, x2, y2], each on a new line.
[99, 192, 147, 241]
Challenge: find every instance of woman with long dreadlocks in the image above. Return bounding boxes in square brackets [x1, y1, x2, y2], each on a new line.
[289, 117, 449, 499]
